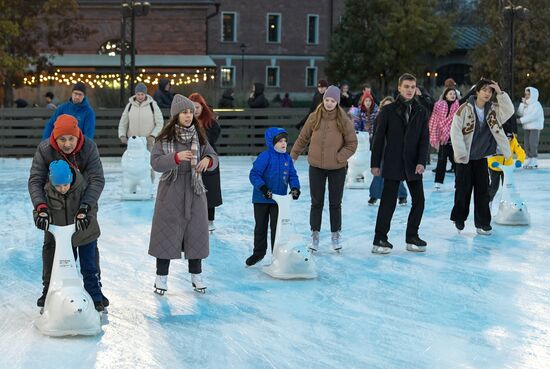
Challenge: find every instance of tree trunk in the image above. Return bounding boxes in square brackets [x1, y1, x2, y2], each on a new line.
[3, 74, 14, 108]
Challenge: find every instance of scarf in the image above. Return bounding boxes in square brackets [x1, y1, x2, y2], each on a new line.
[160, 124, 206, 195]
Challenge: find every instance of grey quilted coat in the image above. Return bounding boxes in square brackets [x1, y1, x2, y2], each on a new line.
[148, 139, 219, 260]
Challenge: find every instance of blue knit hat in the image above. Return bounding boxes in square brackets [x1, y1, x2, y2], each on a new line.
[49, 160, 73, 186]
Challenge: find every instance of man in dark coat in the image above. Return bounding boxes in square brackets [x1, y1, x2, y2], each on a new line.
[29, 114, 107, 307]
[153, 78, 174, 108]
[370, 73, 430, 254]
[247, 82, 270, 108]
[295, 79, 328, 129]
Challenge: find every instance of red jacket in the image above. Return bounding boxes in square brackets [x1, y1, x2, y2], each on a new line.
[428, 99, 459, 149]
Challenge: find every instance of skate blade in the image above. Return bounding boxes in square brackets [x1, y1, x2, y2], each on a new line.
[193, 284, 206, 294]
[154, 288, 166, 295]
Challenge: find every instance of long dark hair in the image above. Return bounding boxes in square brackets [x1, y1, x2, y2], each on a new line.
[156, 115, 207, 145]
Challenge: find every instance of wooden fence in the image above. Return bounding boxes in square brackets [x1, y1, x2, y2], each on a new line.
[0, 108, 308, 157]
[0, 107, 549, 157]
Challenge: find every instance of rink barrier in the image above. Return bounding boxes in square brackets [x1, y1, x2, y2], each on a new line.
[0, 107, 548, 157]
[0, 108, 308, 157]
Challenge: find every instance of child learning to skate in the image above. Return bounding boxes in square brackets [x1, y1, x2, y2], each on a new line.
[247, 127, 300, 266]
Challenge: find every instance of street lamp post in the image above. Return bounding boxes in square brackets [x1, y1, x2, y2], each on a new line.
[240, 43, 247, 92]
[120, 1, 150, 107]
[503, 2, 528, 99]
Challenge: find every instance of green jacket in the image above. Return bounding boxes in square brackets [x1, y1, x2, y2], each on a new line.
[35, 169, 100, 247]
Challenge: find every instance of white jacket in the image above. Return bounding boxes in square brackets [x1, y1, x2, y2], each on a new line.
[517, 86, 545, 130]
[450, 92, 513, 164]
[118, 95, 164, 139]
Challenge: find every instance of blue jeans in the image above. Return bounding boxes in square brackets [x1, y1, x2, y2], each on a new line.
[369, 176, 407, 200]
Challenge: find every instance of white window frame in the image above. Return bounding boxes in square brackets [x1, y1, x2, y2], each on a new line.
[265, 66, 280, 88]
[266, 13, 282, 44]
[306, 14, 319, 45]
[220, 66, 236, 87]
[221, 12, 237, 42]
[305, 66, 317, 87]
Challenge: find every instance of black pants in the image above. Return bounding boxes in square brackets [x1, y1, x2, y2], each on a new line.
[42, 232, 102, 292]
[156, 258, 202, 275]
[374, 179, 425, 242]
[435, 143, 455, 184]
[208, 207, 215, 221]
[309, 166, 347, 232]
[488, 169, 503, 202]
[252, 203, 279, 257]
[450, 158, 491, 228]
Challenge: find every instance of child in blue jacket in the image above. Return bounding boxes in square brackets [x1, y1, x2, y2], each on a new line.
[247, 127, 300, 266]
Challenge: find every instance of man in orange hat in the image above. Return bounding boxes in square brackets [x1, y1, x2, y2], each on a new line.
[29, 114, 108, 309]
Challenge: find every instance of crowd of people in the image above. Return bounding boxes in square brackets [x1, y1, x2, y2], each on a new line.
[27, 73, 545, 306]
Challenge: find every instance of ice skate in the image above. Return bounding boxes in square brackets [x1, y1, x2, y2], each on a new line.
[245, 253, 264, 267]
[434, 182, 441, 191]
[191, 274, 206, 293]
[406, 236, 427, 252]
[154, 275, 167, 295]
[367, 197, 378, 206]
[454, 220, 465, 233]
[94, 301, 105, 312]
[208, 220, 215, 232]
[331, 231, 342, 252]
[398, 197, 407, 206]
[476, 225, 492, 235]
[372, 239, 393, 254]
[309, 231, 320, 252]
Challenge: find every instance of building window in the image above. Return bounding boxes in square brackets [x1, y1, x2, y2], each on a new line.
[220, 66, 235, 87]
[307, 15, 319, 44]
[266, 13, 281, 43]
[266, 66, 280, 87]
[221, 12, 237, 42]
[306, 67, 317, 87]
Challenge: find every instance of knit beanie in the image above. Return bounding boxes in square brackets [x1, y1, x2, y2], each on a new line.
[317, 79, 329, 88]
[135, 82, 147, 94]
[170, 94, 195, 117]
[272, 131, 288, 146]
[323, 85, 341, 105]
[52, 114, 80, 139]
[72, 82, 87, 95]
[49, 160, 73, 186]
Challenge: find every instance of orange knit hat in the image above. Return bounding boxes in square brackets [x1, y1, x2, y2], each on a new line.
[52, 114, 80, 139]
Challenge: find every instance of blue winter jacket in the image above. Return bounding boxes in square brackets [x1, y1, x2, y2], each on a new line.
[249, 127, 300, 204]
[42, 97, 96, 140]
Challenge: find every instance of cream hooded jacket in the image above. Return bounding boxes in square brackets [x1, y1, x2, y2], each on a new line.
[517, 86, 545, 130]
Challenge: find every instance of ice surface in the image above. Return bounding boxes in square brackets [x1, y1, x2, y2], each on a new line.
[1, 156, 549, 369]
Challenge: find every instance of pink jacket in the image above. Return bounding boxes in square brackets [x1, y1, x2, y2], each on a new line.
[428, 99, 459, 149]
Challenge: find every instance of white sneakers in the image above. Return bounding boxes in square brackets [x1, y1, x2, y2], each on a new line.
[191, 273, 206, 293]
[154, 275, 168, 295]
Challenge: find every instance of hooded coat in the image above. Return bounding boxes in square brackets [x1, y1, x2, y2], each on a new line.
[153, 78, 174, 109]
[517, 86, 545, 130]
[247, 83, 270, 108]
[218, 89, 235, 109]
[250, 127, 300, 204]
[42, 97, 96, 140]
[148, 137, 219, 260]
[118, 94, 164, 139]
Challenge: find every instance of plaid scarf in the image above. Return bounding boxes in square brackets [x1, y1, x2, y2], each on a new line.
[160, 124, 206, 195]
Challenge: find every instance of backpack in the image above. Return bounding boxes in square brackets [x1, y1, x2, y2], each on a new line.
[127, 101, 155, 115]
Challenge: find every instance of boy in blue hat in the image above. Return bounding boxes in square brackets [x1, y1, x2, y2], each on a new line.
[33, 160, 104, 311]
[247, 127, 300, 266]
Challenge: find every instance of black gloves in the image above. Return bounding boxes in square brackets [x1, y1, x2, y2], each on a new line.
[290, 188, 300, 200]
[260, 185, 272, 199]
[75, 204, 90, 231]
[34, 205, 51, 231]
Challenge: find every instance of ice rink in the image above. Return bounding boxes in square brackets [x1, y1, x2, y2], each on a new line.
[1, 156, 549, 369]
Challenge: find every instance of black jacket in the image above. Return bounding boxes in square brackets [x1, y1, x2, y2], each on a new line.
[218, 89, 235, 109]
[371, 98, 430, 181]
[247, 83, 269, 108]
[153, 78, 174, 108]
[296, 91, 324, 129]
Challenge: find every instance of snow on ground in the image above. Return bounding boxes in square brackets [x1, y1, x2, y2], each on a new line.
[0, 156, 549, 369]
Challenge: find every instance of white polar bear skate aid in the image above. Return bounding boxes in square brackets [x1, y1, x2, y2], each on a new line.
[262, 194, 317, 279]
[345, 131, 370, 189]
[492, 162, 530, 226]
[34, 225, 102, 337]
[121, 136, 153, 200]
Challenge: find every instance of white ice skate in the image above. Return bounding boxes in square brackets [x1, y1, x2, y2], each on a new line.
[154, 275, 168, 295]
[345, 131, 371, 189]
[492, 162, 530, 226]
[191, 274, 206, 293]
[208, 220, 215, 232]
[262, 194, 317, 279]
[121, 136, 153, 200]
[34, 225, 102, 337]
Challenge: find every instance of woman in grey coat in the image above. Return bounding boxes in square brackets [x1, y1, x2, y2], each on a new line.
[149, 95, 218, 295]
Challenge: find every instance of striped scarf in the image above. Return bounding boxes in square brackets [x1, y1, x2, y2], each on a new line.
[160, 124, 206, 195]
